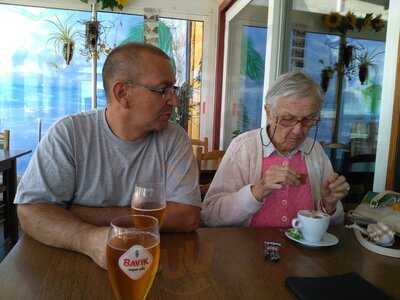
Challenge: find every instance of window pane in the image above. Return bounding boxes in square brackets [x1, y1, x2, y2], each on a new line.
[340, 38, 385, 155]
[290, 32, 340, 143]
[188, 21, 204, 139]
[0, 4, 143, 174]
[239, 25, 267, 132]
[159, 18, 204, 138]
[222, 0, 268, 148]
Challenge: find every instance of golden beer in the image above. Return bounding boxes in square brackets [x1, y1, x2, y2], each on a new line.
[132, 202, 166, 227]
[107, 215, 160, 300]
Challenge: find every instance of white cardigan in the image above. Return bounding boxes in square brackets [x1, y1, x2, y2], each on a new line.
[201, 128, 344, 227]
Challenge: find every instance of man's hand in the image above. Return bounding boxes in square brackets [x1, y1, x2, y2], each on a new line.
[81, 226, 109, 269]
[321, 173, 350, 213]
[251, 163, 301, 201]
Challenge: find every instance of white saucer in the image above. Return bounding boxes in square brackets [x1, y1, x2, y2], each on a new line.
[285, 230, 339, 247]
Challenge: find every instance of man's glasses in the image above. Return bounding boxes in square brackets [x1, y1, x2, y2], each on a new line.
[276, 115, 320, 128]
[125, 80, 179, 99]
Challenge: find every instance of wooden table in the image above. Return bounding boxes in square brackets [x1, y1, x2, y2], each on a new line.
[0, 227, 399, 300]
[0, 149, 31, 246]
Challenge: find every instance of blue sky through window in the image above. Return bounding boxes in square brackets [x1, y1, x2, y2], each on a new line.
[0, 4, 194, 174]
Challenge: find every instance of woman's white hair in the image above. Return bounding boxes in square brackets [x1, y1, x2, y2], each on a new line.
[265, 71, 323, 111]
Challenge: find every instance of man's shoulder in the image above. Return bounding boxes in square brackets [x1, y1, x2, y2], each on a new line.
[52, 109, 99, 130]
[68, 109, 100, 126]
[158, 122, 188, 141]
[43, 109, 101, 145]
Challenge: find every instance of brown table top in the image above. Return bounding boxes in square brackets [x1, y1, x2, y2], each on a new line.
[0, 227, 399, 300]
[0, 149, 32, 162]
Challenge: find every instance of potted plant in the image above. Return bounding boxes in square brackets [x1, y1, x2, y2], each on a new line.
[319, 60, 336, 93]
[355, 48, 383, 85]
[47, 16, 79, 65]
[343, 44, 354, 68]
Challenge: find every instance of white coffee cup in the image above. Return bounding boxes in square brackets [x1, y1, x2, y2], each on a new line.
[291, 210, 330, 243]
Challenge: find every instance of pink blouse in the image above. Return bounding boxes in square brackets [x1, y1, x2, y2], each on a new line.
[250, 152, 313, 228]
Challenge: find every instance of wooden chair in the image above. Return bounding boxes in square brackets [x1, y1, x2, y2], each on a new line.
[191, 137, 208, 160]
[196, 148, 225, 169]
[342, 152, 376, 204]
[196, 148, 225, 200]
[322, 142, 349, 150]
[0, 130, 9, 230]
[0, 130, 10, 151]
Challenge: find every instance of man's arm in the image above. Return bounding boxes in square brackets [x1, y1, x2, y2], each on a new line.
[70, 201, 200, 232]
[17, 203, 109, 269]
[70, 205, 131, 226]
[162, 202, 200, 232]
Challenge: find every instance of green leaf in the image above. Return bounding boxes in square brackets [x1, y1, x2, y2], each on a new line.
[288, 228, 303, 240]
[240, 34, 265, 81]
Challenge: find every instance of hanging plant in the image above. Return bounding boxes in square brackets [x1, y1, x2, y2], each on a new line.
[320, 66, 335, 93]
[47, 16, 79, 65]
[85, 20, 100, 51]
[358, 63, 368, 84]
[355, 48, 383, 85]
[319, 59, 335, 93]
[343, 44, 354, 68]
[80, 0, 129, 11]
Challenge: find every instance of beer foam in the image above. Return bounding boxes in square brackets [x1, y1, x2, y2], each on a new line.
[134, 204, 166, 211]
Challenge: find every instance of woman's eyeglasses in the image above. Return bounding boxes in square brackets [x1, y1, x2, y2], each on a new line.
[276, 115, 320, 128]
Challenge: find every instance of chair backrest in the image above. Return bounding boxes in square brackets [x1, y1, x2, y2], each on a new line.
[196, 148, 225, 170]
[191, 137, 208, 160]
[0, 129, 10, 151]
[196, 148, 225, 200]
[322, 142, 349, 150]
[191, 137, 208, 150]
[342, 152, 376, 203]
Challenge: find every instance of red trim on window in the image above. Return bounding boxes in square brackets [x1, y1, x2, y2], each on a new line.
[212, 0, 237, 149]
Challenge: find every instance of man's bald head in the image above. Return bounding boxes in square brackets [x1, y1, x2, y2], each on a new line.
[102, 42, 171, 101]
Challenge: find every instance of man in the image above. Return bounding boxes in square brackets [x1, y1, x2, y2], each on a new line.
[15, 43, 201, 269]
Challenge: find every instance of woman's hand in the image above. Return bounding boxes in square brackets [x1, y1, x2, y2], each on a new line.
[321, 173, 350, 213]
[251, 163, 301, 201]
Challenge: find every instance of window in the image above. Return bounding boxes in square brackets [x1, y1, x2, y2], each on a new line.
[221, 0, 268, 148]
[0, 3, 203, 174]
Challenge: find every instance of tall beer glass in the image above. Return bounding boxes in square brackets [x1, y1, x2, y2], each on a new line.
[107, 215, 160, 300]
[131, 182, 166, 227]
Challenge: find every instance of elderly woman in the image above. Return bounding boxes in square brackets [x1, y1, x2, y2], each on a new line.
[202, 71, 350, 227]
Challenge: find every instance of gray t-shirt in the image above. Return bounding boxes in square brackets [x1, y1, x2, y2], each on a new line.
[15, 109, 201, 208]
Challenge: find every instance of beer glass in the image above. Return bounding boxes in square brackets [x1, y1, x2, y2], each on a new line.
[107, 215, 160, 300]
[131, 182, 166, 227]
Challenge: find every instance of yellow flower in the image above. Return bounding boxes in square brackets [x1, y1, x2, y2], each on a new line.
[346, 12, 356, 28]
[116, 0, 129, 6]
[323, 12, 342, 29]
